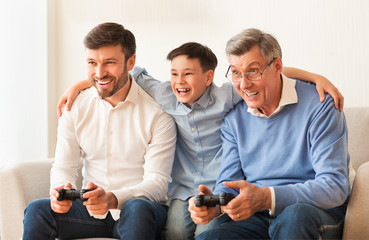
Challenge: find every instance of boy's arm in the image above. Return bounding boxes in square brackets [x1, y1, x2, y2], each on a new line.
[57, 80, 92, 118]
[131, 66, 162, 99]
[282, 67, 344, 111]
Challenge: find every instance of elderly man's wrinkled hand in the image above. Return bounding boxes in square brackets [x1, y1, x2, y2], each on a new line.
[221, 180, 271, 221]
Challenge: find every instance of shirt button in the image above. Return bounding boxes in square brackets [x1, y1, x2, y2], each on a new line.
[196, 142, 200, 146]
[189, 113, 192, 117]
[192, 127, 196, 132]
[198, 158, 203, 161]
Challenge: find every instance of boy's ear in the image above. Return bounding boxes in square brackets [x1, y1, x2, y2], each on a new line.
[205, 70, 214, 87]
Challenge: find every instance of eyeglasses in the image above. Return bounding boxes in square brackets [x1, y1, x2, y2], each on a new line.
[225, 57, 277, 83]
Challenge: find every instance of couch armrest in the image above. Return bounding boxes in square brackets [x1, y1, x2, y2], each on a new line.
[343, 161, 369, 239]
[0, 160, 52, 240]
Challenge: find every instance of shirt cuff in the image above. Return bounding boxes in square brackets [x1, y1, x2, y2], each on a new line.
[111, 188, 134, 210]
[87, 209, 108, 219]
[268, 187, 276, 215]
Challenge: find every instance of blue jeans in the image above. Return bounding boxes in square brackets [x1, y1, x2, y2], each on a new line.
[23, 198, 167, 240]
[197, 203, 347, 240]
[162, 199, 223, 240]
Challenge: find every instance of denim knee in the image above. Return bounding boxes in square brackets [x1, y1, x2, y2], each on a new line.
[121, 199, 154, 216]
[270, 204, 324, 239]
[24, 198, 53, 222]
[117, 199, 167, 240]
[23, 198, 56, 240]
[164, 199, 195, 240]
[196, 228, 223, 240]
[278, 203, 315, 221]
[25, 198, 51, 214]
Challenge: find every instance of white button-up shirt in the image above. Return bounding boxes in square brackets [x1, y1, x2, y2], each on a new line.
[51, 78, 176, 219]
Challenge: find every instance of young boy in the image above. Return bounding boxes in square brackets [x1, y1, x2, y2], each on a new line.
[58, 42, 343, 239]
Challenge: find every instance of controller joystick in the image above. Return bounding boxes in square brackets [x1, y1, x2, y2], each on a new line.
[195, 193, 235, 207]
[57, 189, 91, 202]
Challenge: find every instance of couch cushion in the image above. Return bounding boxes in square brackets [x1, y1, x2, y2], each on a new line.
[344, 107, 369, 170]
[343, 161, 369, 239]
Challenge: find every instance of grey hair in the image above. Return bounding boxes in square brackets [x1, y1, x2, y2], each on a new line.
[226, 28, 282, 61]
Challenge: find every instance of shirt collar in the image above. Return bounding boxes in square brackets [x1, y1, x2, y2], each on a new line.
[124, 74, 140, 104]
[248, 74, 298, 118]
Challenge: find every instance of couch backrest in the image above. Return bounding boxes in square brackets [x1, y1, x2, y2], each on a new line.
[344, 107, 369, 171]
[0, 160, 83, 206]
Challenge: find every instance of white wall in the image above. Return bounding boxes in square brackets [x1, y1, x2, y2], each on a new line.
[2, 0, 368, 163]
[52, 0, 369, 101]
[0, 0, 48, 166]
[48, 0, 369, 157]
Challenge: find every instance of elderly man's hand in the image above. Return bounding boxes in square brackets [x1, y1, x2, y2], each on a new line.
[221, 180, 271, 221]
[188, 185, 221, 225]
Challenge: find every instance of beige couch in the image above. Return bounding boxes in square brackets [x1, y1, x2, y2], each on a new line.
[0, 107, 368, 240]
[0, 160, 116, 240]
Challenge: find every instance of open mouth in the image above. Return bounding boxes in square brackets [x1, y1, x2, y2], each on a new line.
[177, 88, 190, 95]
[96, 78, 113, 85]
[245, 91, 258, 97]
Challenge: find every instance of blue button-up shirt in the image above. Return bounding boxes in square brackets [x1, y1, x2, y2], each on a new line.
[130, 67, 242, 200]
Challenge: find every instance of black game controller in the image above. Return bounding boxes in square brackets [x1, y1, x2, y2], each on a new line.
[57, 189, 91, 202]
[195, 193, 235, 207]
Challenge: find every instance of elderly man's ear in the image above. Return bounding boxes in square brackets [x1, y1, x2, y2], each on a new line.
[274, 57, 283, 76]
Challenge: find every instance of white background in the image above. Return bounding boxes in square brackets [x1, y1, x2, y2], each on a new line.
[1, 0, 368, 165]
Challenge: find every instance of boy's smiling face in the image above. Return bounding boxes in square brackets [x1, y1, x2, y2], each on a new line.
[170, 55, 214, 107]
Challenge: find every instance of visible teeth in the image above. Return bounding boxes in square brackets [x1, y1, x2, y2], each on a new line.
[97, 79, 112, 85]
[178, 88, 190, 92]
[246, 92, 258, 97]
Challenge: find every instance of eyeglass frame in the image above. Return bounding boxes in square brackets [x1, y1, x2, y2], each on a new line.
[225, 57, 277, 83]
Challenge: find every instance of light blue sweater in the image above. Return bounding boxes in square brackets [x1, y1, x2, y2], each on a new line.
[215, 80, 350, 215]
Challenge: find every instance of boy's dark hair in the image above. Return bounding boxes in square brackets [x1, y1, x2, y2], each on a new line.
[84, 22, 136, 61]
[167, 42, 218, 72]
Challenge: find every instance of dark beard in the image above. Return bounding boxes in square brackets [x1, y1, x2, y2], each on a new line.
[90, 67, 130, 99]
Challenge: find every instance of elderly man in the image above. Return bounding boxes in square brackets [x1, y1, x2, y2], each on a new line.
[23, 22, 176, 240]
[189, 28, 350, 239]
